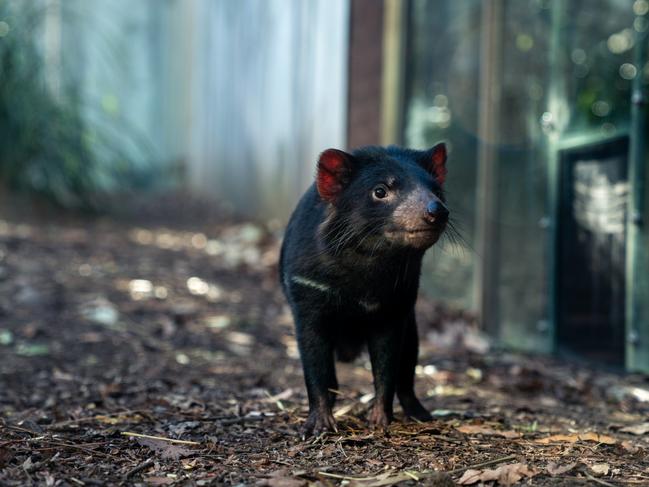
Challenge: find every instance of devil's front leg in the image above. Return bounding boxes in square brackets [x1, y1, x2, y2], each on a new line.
[397, 311, 432, 421]
[367, 320, 405, 429]
[294, 310, 338, 438]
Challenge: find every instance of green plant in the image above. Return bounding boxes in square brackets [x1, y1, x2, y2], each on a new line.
[0, 2, 151, 209]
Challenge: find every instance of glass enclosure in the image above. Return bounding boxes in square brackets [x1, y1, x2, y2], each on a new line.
[557, 0, 637, 137]
[494, 0, 553, 352]
[403, 0, 647, 367]
[403, 0, 482, 310]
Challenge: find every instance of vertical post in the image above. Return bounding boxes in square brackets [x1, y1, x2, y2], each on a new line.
[162, 0, 197, 173]
[380, 0, 407, 146]
[347, 0, 385, 148]
[474, 0, 504, 334]
[545, 0, 568, 354]
[44, 0, 62, 96]
[626, 7, 649, 372]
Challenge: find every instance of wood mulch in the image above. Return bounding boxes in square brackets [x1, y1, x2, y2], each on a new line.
[0, 204, 648, 486]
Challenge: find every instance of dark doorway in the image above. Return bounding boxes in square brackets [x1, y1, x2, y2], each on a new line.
[556, 136, 628, 366]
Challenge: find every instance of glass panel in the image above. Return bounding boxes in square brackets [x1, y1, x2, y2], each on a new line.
[402, 0, 482, 309]
[402, 0, 640, 361]
[496, 0, 637, 352]
[496, 0, 553, 351]
[547, 0, 637, 364]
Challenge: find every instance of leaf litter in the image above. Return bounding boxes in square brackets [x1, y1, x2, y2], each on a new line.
[0, 202, 648, 485]
[134, 438, 194, 460]
[620, 422, 649, 435]
[457, 463, 537, 486]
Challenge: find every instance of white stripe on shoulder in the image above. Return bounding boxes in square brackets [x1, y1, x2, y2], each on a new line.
[359, 300, 380, 312]
[290, 275, 331, 293]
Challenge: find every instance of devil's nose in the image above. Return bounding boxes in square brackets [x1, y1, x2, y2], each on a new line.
[425, 201, 449, 223]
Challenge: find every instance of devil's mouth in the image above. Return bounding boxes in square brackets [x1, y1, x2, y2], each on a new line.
[386, 227, 438, 236]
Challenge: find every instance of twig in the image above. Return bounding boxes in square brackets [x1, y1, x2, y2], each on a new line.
[123, 458, 154, 479]
[46, 440, 115, 459]
[448, 455, 518, 475]
[4, 424, 42, 435]
[318, 471, 390, 481]
[12, 436, 114, 459]
[319, 471, 414, 486]
[120, 431, 200, 445]
[48, 410, 151, 430]
[318, 456, 518, 487]
[584, 472, 618, 487]
[0, 436, 46, 447]
[404, 471, 419, 481]
[430, 434, 463, 445]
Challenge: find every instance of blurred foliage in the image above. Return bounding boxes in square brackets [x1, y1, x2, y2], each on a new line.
[0, 2, 152, 209]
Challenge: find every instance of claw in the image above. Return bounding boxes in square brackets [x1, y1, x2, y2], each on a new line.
[368, 404, 392, 429]
[301, 409, 337, 439]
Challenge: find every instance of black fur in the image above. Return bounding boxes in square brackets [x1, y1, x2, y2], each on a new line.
[279, 145, 448, 437]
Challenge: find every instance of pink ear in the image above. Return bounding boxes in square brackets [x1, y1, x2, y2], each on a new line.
[316, 149, 353, 202]
[426, 143, 447, 185]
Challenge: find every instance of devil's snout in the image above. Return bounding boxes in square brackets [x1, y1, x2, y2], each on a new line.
[424, 200, 449, 225]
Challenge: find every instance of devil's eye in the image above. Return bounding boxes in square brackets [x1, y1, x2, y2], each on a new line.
[373, 185, 388, 200]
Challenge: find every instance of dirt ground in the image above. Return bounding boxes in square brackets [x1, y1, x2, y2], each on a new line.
[1, 202, 649, 486]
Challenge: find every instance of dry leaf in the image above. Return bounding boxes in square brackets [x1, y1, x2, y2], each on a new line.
[456, 424, 492, 434]
[144, 477, 175, 485]
[456, 424, 521, 439]
[580, 432, 617, 444]
[590, 464, 610, 476]
[257, 478, 305, 487]
[0, 447, 13, 468]
[535, 432, 616, 445]
[262, 388, 294, 403]
[457, 469, 483, 485]
[620, 422, 649, 435]
[348, 472, 407, 487]
[498, 430, 522, 439]
[621, 440, 641, 453]
[256, 469, 307, 487]
[457, 463, 537, 486]
[546, 462, 577, 476]
[136, 438, 193, 460]
[95, 413, 143, 425]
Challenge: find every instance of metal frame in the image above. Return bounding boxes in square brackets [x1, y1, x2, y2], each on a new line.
[626, 9, 649, 373]
[551, 132, 630, 363]
[545, 0, 567, 357]
[474, 0, 505, 335]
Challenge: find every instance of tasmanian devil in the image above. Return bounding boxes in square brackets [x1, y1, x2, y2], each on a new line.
[279, 143, 449, 437]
